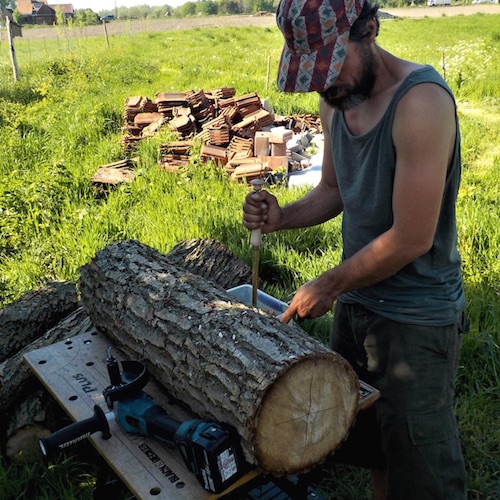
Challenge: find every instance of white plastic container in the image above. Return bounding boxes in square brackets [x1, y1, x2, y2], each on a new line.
[227, 284, 289, 321]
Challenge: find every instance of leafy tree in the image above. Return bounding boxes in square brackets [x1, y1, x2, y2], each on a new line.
[74, 9, 100, 26]
[178, 1, 197, 17]
[55, 5, 66, 25]
[12, 9, 21, 23]
[252, 0, 275, 13]
[0, 0, 15, 10]
[197, 0, 218, 16]
[150, 6, 168, 18]
[125, 6, 147, 19]
[218, 0, 244, 15]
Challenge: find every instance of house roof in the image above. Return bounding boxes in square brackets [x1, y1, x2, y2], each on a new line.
[15, 1, 74, 16]
[36, 4, 55, 15]
[16, 0, 38, 15]
[48, 3, 74, 14]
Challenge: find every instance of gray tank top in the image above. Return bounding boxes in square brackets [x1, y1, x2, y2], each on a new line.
[332, 65, 465, 325]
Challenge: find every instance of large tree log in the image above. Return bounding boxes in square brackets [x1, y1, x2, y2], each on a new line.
[0, 281, 79, 363]
[5, 391, 59, 460]
[0, 240, 242, 409]
[0, 281, 81, 457]
[0, 307, 94, 416]
[79, 240, 359, 475]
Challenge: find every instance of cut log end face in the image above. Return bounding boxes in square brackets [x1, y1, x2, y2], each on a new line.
[254, 354, 359, 475]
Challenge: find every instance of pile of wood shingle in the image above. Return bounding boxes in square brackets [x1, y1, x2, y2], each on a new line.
[121, 88, 322, 183]
[90, 157, 140, 193]
[92, 88, 322, 189]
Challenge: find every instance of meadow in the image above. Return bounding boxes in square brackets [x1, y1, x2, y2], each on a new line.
[0, 12, 499, 499]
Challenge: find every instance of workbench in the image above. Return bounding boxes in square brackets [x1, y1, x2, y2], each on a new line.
[24, 327, 378, 499]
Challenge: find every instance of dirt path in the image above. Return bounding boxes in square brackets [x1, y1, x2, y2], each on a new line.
[16, 4, 500, 41]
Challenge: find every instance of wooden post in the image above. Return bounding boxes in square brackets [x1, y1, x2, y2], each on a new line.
[102, 19, 109, 48]
[6, 17, 19, 81]
[442, 49, 446, 81]
[266, 55, 271, 93]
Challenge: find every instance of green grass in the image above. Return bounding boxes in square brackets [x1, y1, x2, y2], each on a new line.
[0, 454, 96, 499]
[0, 13, 499, 499]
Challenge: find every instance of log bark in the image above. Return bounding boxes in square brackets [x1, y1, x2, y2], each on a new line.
[79, 240, 359, 475]
[165, 238, 253, 290]
[0, 281, 79, 363]
[0, 281, 82, 457]
[1, 307, 95, 457]
[0, 307, 94, 416]
[5, 392, 59, 460]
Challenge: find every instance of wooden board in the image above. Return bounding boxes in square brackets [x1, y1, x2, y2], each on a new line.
[23, 329, 255, 499]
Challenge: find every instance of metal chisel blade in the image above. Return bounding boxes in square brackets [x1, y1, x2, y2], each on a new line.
[251, 246, 259, 307]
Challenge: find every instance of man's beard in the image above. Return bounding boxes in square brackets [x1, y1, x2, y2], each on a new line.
[320, 45, 377, 111]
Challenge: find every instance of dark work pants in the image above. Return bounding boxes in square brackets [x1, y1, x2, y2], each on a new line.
[330, 301, 467, 500]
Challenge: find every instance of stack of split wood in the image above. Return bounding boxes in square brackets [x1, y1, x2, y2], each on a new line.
[121, 87, 322, 183]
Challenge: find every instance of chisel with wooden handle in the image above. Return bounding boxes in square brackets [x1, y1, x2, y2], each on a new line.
[249, 179, 266, 307]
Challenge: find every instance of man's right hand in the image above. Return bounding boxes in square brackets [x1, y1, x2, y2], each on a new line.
[243, 189, 283, 235]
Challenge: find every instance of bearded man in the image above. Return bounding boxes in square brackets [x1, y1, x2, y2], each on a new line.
[243, 1, 468, 498]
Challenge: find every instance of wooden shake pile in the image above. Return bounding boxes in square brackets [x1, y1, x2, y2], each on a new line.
[92, 88, 322, 189]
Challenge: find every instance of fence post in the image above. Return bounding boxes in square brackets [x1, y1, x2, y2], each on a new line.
[266, 55, 271, 93]
[102, 19, 109, 48]
[6, 17, 19, 81]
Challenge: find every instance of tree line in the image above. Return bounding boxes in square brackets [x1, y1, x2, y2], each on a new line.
[95, 0, 278, 20]
[98, 0, 429, 20]
[4, 0, 435, 28]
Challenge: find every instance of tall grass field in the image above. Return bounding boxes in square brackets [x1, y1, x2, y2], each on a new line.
[0, 12, 499, 499]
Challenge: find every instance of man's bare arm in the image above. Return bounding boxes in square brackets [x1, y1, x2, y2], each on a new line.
[281, 83, 456, 321]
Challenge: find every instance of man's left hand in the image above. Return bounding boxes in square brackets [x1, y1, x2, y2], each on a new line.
[280, 277, 336, 324]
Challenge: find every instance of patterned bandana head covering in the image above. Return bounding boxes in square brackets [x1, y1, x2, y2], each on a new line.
[276, 0, 365, 93]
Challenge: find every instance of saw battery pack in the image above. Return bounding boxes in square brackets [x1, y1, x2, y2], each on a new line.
[188, 422, 243, 493]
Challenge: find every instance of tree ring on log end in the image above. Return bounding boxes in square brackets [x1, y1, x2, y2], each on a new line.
[254, 353, 359, 475]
